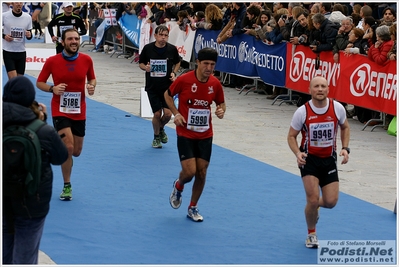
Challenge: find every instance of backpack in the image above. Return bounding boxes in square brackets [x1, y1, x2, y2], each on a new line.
[3, 119, 45, 198]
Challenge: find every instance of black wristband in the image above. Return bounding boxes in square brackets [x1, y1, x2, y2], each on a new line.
[2, 34, 5, 39]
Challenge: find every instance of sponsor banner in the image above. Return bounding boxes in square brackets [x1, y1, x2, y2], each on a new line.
[318, 240, 396, 265]
[119, 13, 141, 48]
[285, 43, 340, 93]
[167, 22, 195, 62]
[338, 53, 396, 116]
[26, 48, 55, 70]
[193, 29, 286, 87]
[285, 43, 397, 115]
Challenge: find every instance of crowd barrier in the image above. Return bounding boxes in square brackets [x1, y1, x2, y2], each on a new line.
[94, 12, 397, 117]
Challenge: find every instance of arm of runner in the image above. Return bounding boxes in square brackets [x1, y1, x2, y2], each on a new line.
[164, 90, 185, 126]
[86, 79, 96, 96]
[215, 103, 226, 119]
[287, 126, 307, 167]
[339, 119, 350, 164]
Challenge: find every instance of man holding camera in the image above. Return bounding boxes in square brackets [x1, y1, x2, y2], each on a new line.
[287, 10, 310, 45]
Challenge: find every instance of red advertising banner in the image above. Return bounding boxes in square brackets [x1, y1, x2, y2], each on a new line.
[285, 43, 397, 115]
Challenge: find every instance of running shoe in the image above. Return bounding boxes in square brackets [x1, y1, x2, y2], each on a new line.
[60, 184, 72, 201]
[305, 233, 319, 248]
[34, 33, 39, 39]
[159, 128, 168, 144]
[169, 179, 182, 209]
[38, 33, 45, 39]
[187, 206, 203, 222]
[152, 138, 162, 148]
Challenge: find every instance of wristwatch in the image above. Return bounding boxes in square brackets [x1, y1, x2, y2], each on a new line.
[49, 86, 53, 93]
[342, 147, 350, 154]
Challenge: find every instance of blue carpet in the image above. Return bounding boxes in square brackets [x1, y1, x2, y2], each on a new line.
[2, 69, 396, 265]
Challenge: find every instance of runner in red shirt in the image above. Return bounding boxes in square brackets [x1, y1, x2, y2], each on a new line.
[287, 76, 350, 248]
[165, 47, 226, 222]
[36, 28, 96, 201]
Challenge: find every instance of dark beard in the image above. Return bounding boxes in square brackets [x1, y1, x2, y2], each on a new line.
[64, 46, 79, 55]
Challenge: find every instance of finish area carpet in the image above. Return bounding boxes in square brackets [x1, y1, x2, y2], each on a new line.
[2, 69, 396, 265]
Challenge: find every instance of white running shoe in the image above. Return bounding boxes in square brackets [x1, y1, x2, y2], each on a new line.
[305, 233, 319, 248]
[169, 179, 182, 209]
[187, 206, 203, 222]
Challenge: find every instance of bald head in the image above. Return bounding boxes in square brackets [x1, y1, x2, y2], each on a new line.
[309, 76, 329, 103]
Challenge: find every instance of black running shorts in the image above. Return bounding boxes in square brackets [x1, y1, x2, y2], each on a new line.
[53, 116, 86, 137]
[177, 136, 213, 162]
[299, 152, 339, 187]
[3, 50, 26, 75]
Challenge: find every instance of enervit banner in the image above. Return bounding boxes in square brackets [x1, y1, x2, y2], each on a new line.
[285, 43, 397, 116]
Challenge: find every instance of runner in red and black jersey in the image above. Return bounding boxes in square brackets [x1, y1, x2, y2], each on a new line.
[165, 47, 226, 222]
[287, 76, 350, 248]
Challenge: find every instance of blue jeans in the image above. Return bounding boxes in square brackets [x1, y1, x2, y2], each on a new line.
[3, 215, 46, 264]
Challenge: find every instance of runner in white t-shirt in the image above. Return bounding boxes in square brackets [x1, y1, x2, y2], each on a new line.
[2, 2, 33, 80]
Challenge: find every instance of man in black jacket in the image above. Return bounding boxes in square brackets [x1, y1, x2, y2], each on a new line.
[309, 13, 339, 53]
[2, 76, 68, 264]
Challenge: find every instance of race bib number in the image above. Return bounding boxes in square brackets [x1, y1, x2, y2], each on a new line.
[59, 25, 74, 42]
[187, 108, 210, 132]
[60, 92, 81, 114]
[309, 122, 334, 147]
[10, 27, 24, 42]
[150, 59, 167, 77]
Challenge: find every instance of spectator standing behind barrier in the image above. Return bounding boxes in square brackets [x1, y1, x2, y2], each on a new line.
[387, 24, 397, 61]
[47, 2, 87, 54]
[163, 2, 177, 21]
[355, 4, 373, 30]
[224, 3, 247, 40]
[288, 10, 309, 45]
[166, 47, 226, 222]
[362, 16, 379, 54]
[280, 5, 306, 42]
[204, 4, 223, 31]
[2, 2, 33, 80]
[343, 27, 374, 124]
[147, 3, 165, 25]
[379, 7, 396, 27]
[343, 28, 367, 56]
[3, 76, 68, 264]
[189, 11, 205, 30]
[36, 28, 96, 201]
[309, 13, 339, 53]
[218, 3, 247, 90]
[176, 10, 190, 31]
[368, 25, 394, 65]
[139, 25, 181, 149]
[332, 16, 354, 63]
[266, 8, 288, 45]
[241, 4, 261, 37]
[319, 2, 332, 19]
[253, 9, 273, 41]
[287, 76, 350, 249]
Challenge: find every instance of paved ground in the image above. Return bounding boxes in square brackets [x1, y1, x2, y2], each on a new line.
[24, 41, 397, 265]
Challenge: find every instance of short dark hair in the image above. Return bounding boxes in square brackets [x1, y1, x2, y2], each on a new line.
[382, 7, 396, 19]
[61, 28, 79, 41]
[155, 25, 169, 34]
[197, 47, 218, 62]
